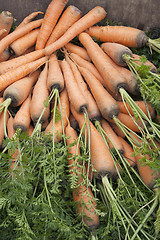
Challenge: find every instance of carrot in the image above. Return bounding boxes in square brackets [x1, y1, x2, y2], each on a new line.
[136, 151, 160, 189]
[44, 6, 107, 55]
[109, 122, 126, 139]
[30, 62, 50, 124]
[65, 55, 101, 120]
[101, 118, 124, 154]
[15, 11, 43, 30]
[47, 52, 64, 92]
[36, 0, 68, 50]
[0, 29, 7, 39]
[46, 5, 82, 46]
[117, 101, 156, 119]
[116, 112, 149, 133]
[60, 59, 88, 113]
[99, 46, 139, 95]
[0, 110, 9, 147]
[69, 52, 105, 86]
[0, 19, 43, 56]
[71, 105, 117, 178]
[133, 53, 157, 73]
[10, 29, 39, 56]
[101, 42, 133, 67]
[0, 48, 10, 62]
[79, 66, 120, 120]
[13, 94, 31, 132]
[86, 25, 149, 48]
[0, 49, 45, 75]
[0, 11, 13, 39]
[64, 42, 91, 61]
[69, 112, 79, 130]
[65, 124, 99, 230]
[119, 137, 136, 167]
[79, 32, 128, 94]
[3, 69, 40, 107]
[28, 124, 34, 136]
[7, 116, 20, 175]
[45, 88, 70, 142]
[0, 56, 47, 92]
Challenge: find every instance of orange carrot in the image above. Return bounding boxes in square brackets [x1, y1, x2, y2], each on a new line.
[117, 101, 156, 119]
[101, 118, 124, 154]
[0, 11, 13, 39]
[0, 48, 10, 62]
[101, 42, 133, 67]
[116, 112, 149, 133]
[69, 112, 79, 130]
[133, 53, 157, 73]
[0, 29, 7, 39]
[47, 52, 64, 92]
[109, 122, 126, 139]
[15, 11, 43, 30]
[28, 124, 34, 136]
[3, 69, 40, 107]
[69, 52, 105, 86]
[0, 110, 9, 147]
[99, 46, 139, 95]
[30, 62, 50, 124]
[79, 66, 120, 120]
[13, 94, 31, 132]
[119, 137, 136, 167]
[7, 116, 19, 175]
[86, 25, 149, 48]
[60, 59, 88, 113]
[66, 55, 101, 120]
[46, 5, 82, 46]
[10, 29, 39, 56]
[71, 105, 117, 178]
[0, 19, 43, 56]
[79, 32, 127, 94]
[0, 56, 47, 92]
[36, 0, 68, 50]
[64, 42, 91, 61]
[44, 88, 70, 142]
[65, 124, 99, 230]
[0, 49, 45, 75]
[44, 6, 107, 55]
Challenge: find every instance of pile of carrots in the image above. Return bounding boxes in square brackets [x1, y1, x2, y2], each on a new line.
[0, 0, 160, 238]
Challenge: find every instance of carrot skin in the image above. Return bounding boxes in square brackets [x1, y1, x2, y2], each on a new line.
[0, 11, 13, 39]
[71, 105, 117, 178]
[79, 32, 127, 94]
[13, 94, 31, 132]
[30, 62, 50, 124]
[0, 19, 43, 56]
[101, 42, 133, 67]
[64, 42, 91, 61]
[66, 55, 101, 120]
[60, 59, 88, 113]
[36, 0, 68, 50]
[45, 88, 70, 142]
[46, 5, 82, 46]
[0, 56, 47, 92]
[79, 66, 120, 120]
[47, 53, 64, 92]
[86, 25, 149, 48]
[3, 69, 40, 107]
[119, 137, 136, 167]
[0, 49, 45, 75]
[0, 110, 9, 147]
[101, 118, 124, 154]
[44, 6, 107, 55]
[65, 124, 99, 230]
[10, 29, 39, 56]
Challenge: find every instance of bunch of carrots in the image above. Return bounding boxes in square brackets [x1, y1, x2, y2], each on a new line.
[0, 0, 160, 239]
